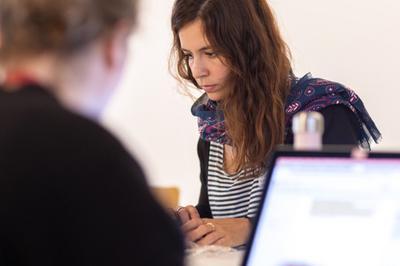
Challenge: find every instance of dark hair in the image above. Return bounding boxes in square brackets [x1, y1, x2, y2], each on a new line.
[170, 0, 292, 175]
[0, 0, 138, 60]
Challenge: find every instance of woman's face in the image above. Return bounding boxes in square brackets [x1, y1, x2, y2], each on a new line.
[178, 19, 231, 101]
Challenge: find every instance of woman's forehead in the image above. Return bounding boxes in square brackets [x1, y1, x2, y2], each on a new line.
[178, 19, 211, 51]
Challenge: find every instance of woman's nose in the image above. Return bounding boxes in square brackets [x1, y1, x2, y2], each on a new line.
[191, 57, 209, 79]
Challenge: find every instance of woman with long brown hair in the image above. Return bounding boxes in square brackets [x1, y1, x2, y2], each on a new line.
[170, 0, 381, 247]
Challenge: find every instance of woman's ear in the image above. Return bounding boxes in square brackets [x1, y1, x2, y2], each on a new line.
[102, 22, 132, 70]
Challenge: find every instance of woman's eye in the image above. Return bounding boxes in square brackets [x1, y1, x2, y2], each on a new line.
[205, 51, 217, 58]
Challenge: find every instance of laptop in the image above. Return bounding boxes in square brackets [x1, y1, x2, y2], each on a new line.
[242, 147, 400, 266]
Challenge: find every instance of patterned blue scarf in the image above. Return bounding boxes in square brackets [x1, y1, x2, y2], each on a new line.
[191, 73, 381, 148]
[190, 93, 228, 144]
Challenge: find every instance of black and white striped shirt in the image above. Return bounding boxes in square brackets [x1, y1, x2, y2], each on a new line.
[207, 142, 265, 218]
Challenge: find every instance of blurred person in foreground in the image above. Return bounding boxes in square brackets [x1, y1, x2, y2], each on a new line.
[0, 0, 184, 265]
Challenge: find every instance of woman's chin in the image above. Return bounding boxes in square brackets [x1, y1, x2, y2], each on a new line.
[205, 92, 224, 102]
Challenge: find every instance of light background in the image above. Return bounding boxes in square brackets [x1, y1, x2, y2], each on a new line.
[102, 0, 400, 205]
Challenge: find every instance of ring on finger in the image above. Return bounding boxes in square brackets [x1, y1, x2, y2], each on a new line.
[206, 222, 216, 231]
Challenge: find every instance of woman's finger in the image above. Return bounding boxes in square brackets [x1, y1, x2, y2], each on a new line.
[185, 205, 200, 219]
[181, 218, 203, 233]
[176, 207, 190, 224]
[196, 230, 224, 246]
[186, 223, 215, 242]
[213, 237, 229, 247]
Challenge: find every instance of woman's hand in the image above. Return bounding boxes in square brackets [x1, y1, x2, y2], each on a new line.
[181, 217, 251, 247]
[175, 205, 201, 224]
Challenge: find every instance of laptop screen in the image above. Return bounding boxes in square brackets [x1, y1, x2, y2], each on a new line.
[244, 151, 400, 266]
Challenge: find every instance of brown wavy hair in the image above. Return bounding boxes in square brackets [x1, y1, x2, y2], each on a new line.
[170, 0, 292, 175]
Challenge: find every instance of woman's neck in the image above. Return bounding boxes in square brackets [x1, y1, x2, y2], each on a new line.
[2, 55, 59, 90]
[2, 54, 104, 120]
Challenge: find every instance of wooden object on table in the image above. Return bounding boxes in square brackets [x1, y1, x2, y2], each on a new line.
[151, 186, 180, 209]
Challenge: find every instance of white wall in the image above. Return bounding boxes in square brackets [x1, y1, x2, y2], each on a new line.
[102, 0, 400, 205]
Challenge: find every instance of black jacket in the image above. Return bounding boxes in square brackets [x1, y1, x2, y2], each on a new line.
[0, 85, 184, 266]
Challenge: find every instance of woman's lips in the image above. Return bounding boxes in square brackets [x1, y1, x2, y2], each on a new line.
[202, 84, 217, 93]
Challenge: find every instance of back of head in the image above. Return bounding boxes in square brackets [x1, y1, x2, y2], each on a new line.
[0, 0, 138, 62]
[0, 0, 139, 118]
